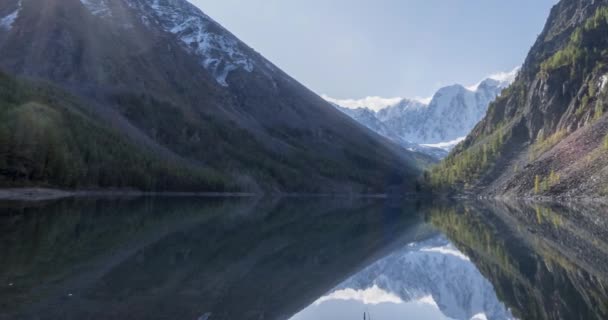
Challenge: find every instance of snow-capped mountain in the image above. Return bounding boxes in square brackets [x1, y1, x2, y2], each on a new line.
[322, 235, 515, 320]
[78, 0, 259, 86]
[325, 68, 519, 157]
[331, 103, 450, 159]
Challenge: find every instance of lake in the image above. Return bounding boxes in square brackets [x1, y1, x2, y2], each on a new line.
[1, 197, 607, 320]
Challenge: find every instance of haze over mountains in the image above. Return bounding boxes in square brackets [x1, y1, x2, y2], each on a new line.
[324, 68, 518, 158]
[0, 0, 432, 193]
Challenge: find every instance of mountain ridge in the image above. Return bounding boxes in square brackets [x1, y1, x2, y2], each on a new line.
[0, 0, 432, 193]
[325, 70, 517, 158]
[430, 0, 608, 198]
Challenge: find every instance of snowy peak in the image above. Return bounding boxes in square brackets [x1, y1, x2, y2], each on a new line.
[79, 0, 256, 86]
[324, 67, 519, 114]
[325, 68, 519, 153]
[376, 99, 427, 122]
[322, 95, 410, 112]
[467, 66, 520, 91]
[431, 84, 468, 105]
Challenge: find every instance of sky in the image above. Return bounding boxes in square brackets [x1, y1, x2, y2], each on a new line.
[191, 0, 557, 100]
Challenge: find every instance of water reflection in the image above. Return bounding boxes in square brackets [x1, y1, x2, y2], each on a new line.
[430, 201, 608, 320]
[0, 197, 432, 320]
[291, 235, 514, 320]
[0, 197, 607, 320]
[291, 200, 608, 320]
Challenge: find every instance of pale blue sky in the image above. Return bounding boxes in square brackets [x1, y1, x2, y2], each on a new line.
[191, 0, 557, 99]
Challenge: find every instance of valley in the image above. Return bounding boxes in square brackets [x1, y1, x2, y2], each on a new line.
[1, 1, 608, 320]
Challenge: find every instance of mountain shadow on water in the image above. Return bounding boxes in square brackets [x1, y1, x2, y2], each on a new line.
[0, 197, 434, 320]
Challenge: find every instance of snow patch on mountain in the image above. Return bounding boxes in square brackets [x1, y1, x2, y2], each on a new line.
[421, 137, 466, 151]
[420, 243, 471, 261]
[80, 0, 112, 17]
[467, 67, 520, 91]
[322, 95, 405, 112]
[314, 285, 404, 306]
[326, 235, 515, 320]
[144, 0, 255, 86]
[80, 0, 255, 86]
[414, 96, 433, 104]
[0, 1, 21, 30]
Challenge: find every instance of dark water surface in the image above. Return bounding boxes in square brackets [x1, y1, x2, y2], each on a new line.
[0, 197, 607, 320]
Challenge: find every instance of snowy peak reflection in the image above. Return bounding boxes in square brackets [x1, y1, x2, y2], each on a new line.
[293, 235, 515, 320]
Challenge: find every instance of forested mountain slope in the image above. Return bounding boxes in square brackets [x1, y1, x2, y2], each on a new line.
[430, 0, 608, 198]
[0, 0, 432, 193]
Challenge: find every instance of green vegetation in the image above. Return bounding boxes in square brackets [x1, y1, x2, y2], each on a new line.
[429, 206, 517, 277]
[541, 7, 608, 76]
[430, 7, 608, 193]
[428, 126, 506, 188]
[534, 170, 561, 194]
[604, 133, 608, 150]
[541, 7, 608, 121]
[0, 72, 235, 191]
[534, 205, 563, 227]
[0, 71, 422, 192]
[529, 129, 568, 161]
[534, 175, 541, 194]
[0, 197, 424, 316]
[430, 203, 608, 320]
[577, 95, 590, 116]
[575, 80, 606, 119]
[594, 99, 604, 120]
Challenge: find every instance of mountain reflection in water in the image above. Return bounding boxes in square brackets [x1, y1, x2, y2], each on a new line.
[0, 197, 607, 320]
[291, 234, 514, 320]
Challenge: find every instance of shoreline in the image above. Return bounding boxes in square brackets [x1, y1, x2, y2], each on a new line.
[0, 188, 259, 201]
[0, 188, 415, 202]
[3, 188, 604, 203]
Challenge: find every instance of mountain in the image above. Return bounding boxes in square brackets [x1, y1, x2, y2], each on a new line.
[323, 235, 515, 320]
[329, 103, 450, 159]
[430, 0, 608, 198]
[325, 71, 517, 159]
[0, 0, 433, 193]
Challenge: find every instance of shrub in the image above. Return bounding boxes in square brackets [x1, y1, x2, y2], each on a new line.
[529, 129, 568, 160]
[430, 126, 507, 188]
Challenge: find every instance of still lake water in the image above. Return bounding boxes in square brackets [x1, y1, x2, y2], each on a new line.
[0, 197, 607, 320]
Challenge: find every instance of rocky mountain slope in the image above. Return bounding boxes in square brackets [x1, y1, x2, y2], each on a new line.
[0, 0, 432, 193]
[326, 72, 516, 158]
[430, 0, 608, 198]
